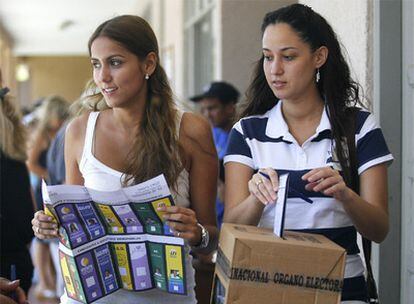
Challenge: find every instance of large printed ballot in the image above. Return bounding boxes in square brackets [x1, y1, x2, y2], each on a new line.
[42, 175, 186, 304]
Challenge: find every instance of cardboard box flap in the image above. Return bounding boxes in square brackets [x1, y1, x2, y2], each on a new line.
[222, 224, 345, 252]
[222, 224, 285, 243]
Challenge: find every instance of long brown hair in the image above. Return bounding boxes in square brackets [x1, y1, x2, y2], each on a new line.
[83, 15, 182, 188]
[0, 93, 27, 162]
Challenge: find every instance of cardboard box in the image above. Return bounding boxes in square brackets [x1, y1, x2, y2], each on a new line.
[211, 223, 346, 304]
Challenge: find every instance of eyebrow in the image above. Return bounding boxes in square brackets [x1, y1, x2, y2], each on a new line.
[262, 47, 298, 52]
[90, 54, 126, 61]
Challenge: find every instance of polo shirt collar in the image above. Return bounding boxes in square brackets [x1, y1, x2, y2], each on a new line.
[265, 100, 332, 140]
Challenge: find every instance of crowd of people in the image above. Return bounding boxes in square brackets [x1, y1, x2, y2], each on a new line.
[1, 4, 392, 304]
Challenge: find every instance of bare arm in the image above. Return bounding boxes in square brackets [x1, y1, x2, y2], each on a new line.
[343, 165, 389, 242]
[64, 115, 86, 186]
[223, 162, 267, 225]
[302, 164, 389, 243]
[162, 113, 218, 254]
[186, 113, 219, 253]
[26, 132, 48, 178]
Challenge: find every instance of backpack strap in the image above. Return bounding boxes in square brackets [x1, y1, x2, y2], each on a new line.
[345, 107, 379, 304]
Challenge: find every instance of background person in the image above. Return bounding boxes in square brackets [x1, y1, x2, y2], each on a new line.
[190, 81, 240, 228]
[0, 69, 34, 296]
[32, 15, 218, 304]
[189, 81, 239, 304]
[26, 95, 69, 301]
[223, 4, 392, 303]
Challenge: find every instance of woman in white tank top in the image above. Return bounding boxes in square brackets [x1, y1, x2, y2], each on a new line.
[32, 15, 218, 304]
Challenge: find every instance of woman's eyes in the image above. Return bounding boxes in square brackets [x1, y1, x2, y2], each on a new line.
[283, 55, 295, 61]
[91, 59, 122, 69]
[263, 55, 295, 61]
[110, 59, 122, 66]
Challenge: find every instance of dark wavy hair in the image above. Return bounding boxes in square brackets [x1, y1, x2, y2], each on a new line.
[240, 3, 365, 187]
[84, 15, 182, 188]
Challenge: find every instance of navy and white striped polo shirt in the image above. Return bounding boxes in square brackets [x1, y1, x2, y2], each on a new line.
[224, 101, 393, 301]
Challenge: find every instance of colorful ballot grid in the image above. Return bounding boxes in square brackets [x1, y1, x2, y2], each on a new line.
[60, 242, 185, 304]
[54, 196, 175, 250]
[53, 196, 186, 303]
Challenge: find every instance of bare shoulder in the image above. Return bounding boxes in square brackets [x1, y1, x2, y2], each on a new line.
[180, 112, 212, 143]
[65, 112, 92, 162]
[179, 112, 216, 162]
[65, 112, 90, 142]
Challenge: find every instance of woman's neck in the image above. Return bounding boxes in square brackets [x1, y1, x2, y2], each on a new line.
[281, 92, 325, 146]
[282, 98, 324, 124]
[111, 101, 145, 133]
[281, 87, 325, 124]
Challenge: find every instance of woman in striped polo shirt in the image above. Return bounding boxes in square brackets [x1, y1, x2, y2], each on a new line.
[223, 4, 393, 303]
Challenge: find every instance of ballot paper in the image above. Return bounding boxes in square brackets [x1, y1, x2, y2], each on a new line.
[273, 173, 290, 238]
[42, 174, 186, 304]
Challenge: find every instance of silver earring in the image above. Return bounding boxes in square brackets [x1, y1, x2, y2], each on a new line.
[316, 69, 320, 83]
[145, 73, 150, 80]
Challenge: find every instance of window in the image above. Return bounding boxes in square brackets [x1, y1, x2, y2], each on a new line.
[184, 0, 216, 97]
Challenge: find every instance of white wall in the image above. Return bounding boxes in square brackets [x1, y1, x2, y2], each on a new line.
[300, 0, 373, 106]
[136, 0, 187, 106]
[220, 0, 295, 98]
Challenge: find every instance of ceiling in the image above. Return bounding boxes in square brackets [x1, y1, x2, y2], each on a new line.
[0, 0, 148, 56]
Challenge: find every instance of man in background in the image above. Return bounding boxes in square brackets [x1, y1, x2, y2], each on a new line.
[190, 81, 240, 228]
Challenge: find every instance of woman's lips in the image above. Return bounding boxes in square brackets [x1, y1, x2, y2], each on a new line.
[272, 81, 287, 89]
[102, 87, 118, 96]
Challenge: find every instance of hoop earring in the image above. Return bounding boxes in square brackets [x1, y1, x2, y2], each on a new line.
[316, 69, 320, 83]
[145, 73, 150, 80]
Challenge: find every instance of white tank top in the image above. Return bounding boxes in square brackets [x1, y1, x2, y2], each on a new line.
[61, 111, 196, 304]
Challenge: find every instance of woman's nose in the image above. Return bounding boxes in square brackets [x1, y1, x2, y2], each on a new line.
[270, 58, 283, 75]
[98, 65, 112, 82]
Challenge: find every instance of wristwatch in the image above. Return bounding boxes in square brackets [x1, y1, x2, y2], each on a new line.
[193, 222, 209, 249]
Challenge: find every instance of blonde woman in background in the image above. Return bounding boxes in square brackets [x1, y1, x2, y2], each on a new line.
[0, 69, 34, 300]
[26, 94, 69, 300]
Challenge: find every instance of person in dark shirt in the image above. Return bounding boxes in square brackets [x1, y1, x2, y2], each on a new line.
[0, 70, 35, 295]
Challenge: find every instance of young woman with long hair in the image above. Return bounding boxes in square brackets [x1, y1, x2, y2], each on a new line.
[32, 15, 218, 304]
[223, 4, 392, 303]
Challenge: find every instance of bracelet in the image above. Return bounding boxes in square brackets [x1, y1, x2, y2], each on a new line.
[192, 223, 209, 249]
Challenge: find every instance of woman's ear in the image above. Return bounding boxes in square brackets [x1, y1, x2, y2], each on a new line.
[144, 52, 157, 76]
[314, 46, 328, 69]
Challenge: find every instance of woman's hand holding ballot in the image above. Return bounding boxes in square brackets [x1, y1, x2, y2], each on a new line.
[31, 210, 59, 240]
[248, 168, 279, 205]
[302, 166, 352, 202]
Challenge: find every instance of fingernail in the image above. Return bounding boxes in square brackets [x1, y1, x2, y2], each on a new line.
[47, 216, 52, 221]
[53, 224, 58, 228]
